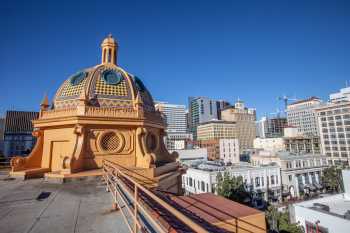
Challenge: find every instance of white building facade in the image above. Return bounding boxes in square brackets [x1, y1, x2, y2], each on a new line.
[219, 139, 239, 164]
[155, 102, 192, 150]
[182, 162, 281, 201]
[251, 152, 329, 198]
[253, 137, 285, 153]
[286, 97, 323, 137]
[176, 148, 207, 164]
[254, 127, 321, 155]
[291, 170, 350, 233]
[330, 86, 350, 103]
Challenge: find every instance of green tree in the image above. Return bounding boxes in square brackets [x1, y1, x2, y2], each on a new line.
[321, 166, 344, 193]
[216, 172, 250, 204]
[266, 206, 304, 233]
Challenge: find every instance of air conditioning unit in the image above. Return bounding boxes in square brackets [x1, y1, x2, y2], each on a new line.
[313, 203, 330, 212]
[344, 210, 350, 220]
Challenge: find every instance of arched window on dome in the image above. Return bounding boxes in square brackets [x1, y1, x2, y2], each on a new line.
[103, 49, 106, 63]
[108, 49, 112, 63]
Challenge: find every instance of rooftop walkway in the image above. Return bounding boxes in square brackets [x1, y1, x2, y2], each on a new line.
[0, 170, 128, 233]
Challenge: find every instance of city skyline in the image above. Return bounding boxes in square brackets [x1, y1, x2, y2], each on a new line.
[1, 0, 349, 117]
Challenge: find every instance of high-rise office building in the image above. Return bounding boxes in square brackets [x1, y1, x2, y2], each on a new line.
[286, 97, 323, 137]
[216, 100, 231, 120]
[329, 86, 350, 103]
[155, 102, 192, 150]
[197, 120, 237, 141]
[188, 97, 228, 140]
[221, 100, 256, 151]
[256, 116, 287, 138]
[256, 117, 266, 138]
[315, 101, 350, 166]
[3, 111, 39, 157]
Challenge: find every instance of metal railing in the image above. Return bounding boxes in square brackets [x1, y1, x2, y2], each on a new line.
[102, 159, 266, 233]
[0, 161, 10, 168]
[103, 159, 209, 233]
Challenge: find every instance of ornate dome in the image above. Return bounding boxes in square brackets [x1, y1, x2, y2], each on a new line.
[53, 35, 155, 112]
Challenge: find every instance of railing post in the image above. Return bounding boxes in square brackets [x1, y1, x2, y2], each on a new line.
[134, 185, 138, 233]
[104, 163, 110, 193]
[112, 185, 119, 211]
[235, 217, 238, 233]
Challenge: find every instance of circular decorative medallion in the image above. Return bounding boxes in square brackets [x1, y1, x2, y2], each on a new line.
[70, 71, 87, 86]
[102, 70, 123, 85]
[98, 131, 125, 153]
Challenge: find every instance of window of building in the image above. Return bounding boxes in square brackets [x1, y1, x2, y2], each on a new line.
[255, 177, 260, 187]
[271, 175, 275, 185]
[201, 181, 205, 192]
[303, 161, 308, 167]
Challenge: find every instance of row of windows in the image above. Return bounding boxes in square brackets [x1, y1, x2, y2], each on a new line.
[286, 159, 326, 169]
[185, 174, 280, 192]
[324, 146, 350, 152]
[322, 127, 350, 133]
[186, 177, 209, 192]
[253, 175, 279, 187]
[320, 114, 350, 121]
[324, 140, 350, 145]
[319, 108, 350, 116]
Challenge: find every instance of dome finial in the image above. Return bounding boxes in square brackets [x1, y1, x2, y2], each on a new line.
[40, 92, 49, 108]
[101, 34, 118, 65]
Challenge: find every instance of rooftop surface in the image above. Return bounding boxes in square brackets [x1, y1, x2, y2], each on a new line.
[295, 193, 350, 218]
[171, 193, 262, 222]
[0, 170, 128, 233]
[192, 161, 279, 172]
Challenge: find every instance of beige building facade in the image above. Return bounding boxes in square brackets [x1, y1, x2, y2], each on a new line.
[220, 100, 256, 151]
[254, 127, 321, 155]
[286, 97, 323, 137]
[315, 101, 350, 166]
[197, 121, 237, 140]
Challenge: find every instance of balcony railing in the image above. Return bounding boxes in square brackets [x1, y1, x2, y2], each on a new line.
[102, 159, 266, 233]
[103, 160, 209, 233]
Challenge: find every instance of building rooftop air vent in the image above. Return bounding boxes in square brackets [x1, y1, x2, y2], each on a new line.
[344, 210, 350, 220]
[313, 203, 330, 212]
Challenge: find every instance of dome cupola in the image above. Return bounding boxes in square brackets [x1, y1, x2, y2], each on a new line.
[52, 35, 155, 111]
[101, 34, 118, 65]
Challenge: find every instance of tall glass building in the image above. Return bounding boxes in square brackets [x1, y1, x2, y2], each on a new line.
[188, 97, 229, 140]
[155, 102, 192, 150]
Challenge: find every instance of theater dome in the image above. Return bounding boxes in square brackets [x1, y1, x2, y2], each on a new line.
[53, 34, 155, 111]
[11, 34, 179, 189]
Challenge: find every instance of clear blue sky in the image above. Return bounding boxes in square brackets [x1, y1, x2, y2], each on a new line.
[0, 0, 349, 118]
